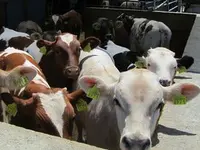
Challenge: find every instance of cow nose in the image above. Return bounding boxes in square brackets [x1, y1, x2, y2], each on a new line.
[122, 136, 150, 150]
[159, 79, 171, 87]
[64, 66, 80, 78]
[105, 34, 113, 40]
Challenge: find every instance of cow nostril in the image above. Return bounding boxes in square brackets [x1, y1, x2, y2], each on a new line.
[142, 139, 151, 150]
[122, 136, 131, 149]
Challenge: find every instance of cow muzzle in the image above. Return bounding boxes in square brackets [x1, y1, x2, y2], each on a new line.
[64, 66, 80, 79]
[121, 136, 151, 150]
[159, 79, 171, 87]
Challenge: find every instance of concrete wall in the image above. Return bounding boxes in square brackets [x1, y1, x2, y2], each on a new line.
[83, 7, 196, 58]
[0, 122, 104, 150]
[183, 14, 200, 73]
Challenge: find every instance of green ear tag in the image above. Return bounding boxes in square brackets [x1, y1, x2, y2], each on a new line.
[177, 66, 187, 74]
[76, 99, 88, 112]
[83, 43, 92, 52]
[134, 60, 145, 68]
[173, 94, 187, 105]
[86, 85, 100, 100]
[6, 103, 17, 117]
[40, 46, 47, 55]
[14, 76, 29, 88]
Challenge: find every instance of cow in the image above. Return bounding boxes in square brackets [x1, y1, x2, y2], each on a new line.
[0, 47, 84, 139]
[45, 10, 82, 39]
[7, 33, 100, 91]
[76, 47, 200, 150]
[116, 13, 172, 55]
[0, 26, 29, 50]
[16, 20, 43, 40]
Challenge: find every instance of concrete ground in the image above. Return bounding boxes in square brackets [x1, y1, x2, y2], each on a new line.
[152, 72, 200, 150]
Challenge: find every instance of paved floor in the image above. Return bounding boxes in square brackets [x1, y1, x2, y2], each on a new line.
[152, 72, 200, 150]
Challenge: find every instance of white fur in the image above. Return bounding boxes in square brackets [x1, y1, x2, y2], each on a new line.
[52, 15, 59, 25]
[145, 47, 177, 85]
[60, 33, 74, 46]
[0, 47, 33, 58]
[24, 41, 43, 63]
[0, 27, 29, 46]
[38, 90, 67, 137]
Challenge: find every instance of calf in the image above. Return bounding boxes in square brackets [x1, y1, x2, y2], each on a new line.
[116, 13, 172, 55]
[7, 34, 100, 91]
[16, 20, 43, 40]
[0, 47, 84, 138]
[45, 10, 82, 38]
[77, 48, 200, 149]
[0, 26, 29, 50]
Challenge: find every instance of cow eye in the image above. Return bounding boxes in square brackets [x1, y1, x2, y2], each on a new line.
[174, 66, 177, 69]
[148, 63, 151, 67]
[55, 49, 61, 55]
[114, 98, 121, 107]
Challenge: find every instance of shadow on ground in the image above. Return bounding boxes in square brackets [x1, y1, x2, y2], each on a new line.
[152, 124, 196, 147]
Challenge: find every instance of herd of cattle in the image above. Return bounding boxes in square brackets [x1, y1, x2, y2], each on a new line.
[0, 9, 199, 150]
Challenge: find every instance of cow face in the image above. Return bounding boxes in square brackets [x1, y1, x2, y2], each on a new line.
[79, 69, 200, 150]
[37, 33, 81, 79]
[145, 47, 177, 87]
[92, 18, 115, 45]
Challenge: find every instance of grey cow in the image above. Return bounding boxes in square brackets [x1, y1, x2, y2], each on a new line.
[116, 13, 172, 55]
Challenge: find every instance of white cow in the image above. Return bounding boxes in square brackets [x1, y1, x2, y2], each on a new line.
[0, 26, 30, 47]
[76, 48, 200, 150]
[138, 47, 177, 87]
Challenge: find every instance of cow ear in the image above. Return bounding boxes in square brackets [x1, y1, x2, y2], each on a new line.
[78, 75, 113, 95]
[36, 39, 55, 48]
[3, 66, 37, 90]
[163, 82, 200, 102]
[92, 22, 101, 31]
[81, 36, 101, 50]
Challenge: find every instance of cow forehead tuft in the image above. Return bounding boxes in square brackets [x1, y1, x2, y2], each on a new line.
[59, 33, 76, 46]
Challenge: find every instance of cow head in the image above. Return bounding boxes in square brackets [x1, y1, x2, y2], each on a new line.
[79, 69, 200, 150]
[139, 47, 177, 87]
[37, 33, 81, 79]
[116, 13, 135, 34]
[92, 17, 115, 46]
[45, 10, 82, 38]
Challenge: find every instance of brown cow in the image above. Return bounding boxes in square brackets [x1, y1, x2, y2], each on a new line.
[7, 33, 100, 91]
[0, 47, 84, 139]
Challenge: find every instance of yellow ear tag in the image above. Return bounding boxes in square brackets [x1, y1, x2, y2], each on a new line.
[86, 85, 100, 100]
[76, 99, 88, 112]
[83, 43, 92, 52]
[176, 66, 187, 74]
[14, 76, 29, 88]
[173, 94, 187, 105]
[6, 103, 18, 117]
[40, 46, 47, 55]
[134, 60, 145, 68]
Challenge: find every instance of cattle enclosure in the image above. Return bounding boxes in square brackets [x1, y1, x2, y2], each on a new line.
[83, 7, 196, 58]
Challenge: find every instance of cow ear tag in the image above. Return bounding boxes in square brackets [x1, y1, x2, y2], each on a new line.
[86, 85, 100, 100]
[14, 76, 29, 88]
[172, 94, 187, 105]
[6, 103, 18, 117]
[134, 60, 145, 68]
[176, 66, 187, 74]
[40, 46, 47, 55]
[76, 98, 88, 112]
[83, 43, 92, 52]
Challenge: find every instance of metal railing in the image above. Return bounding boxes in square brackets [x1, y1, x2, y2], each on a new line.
[86, 0, 183, 12]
